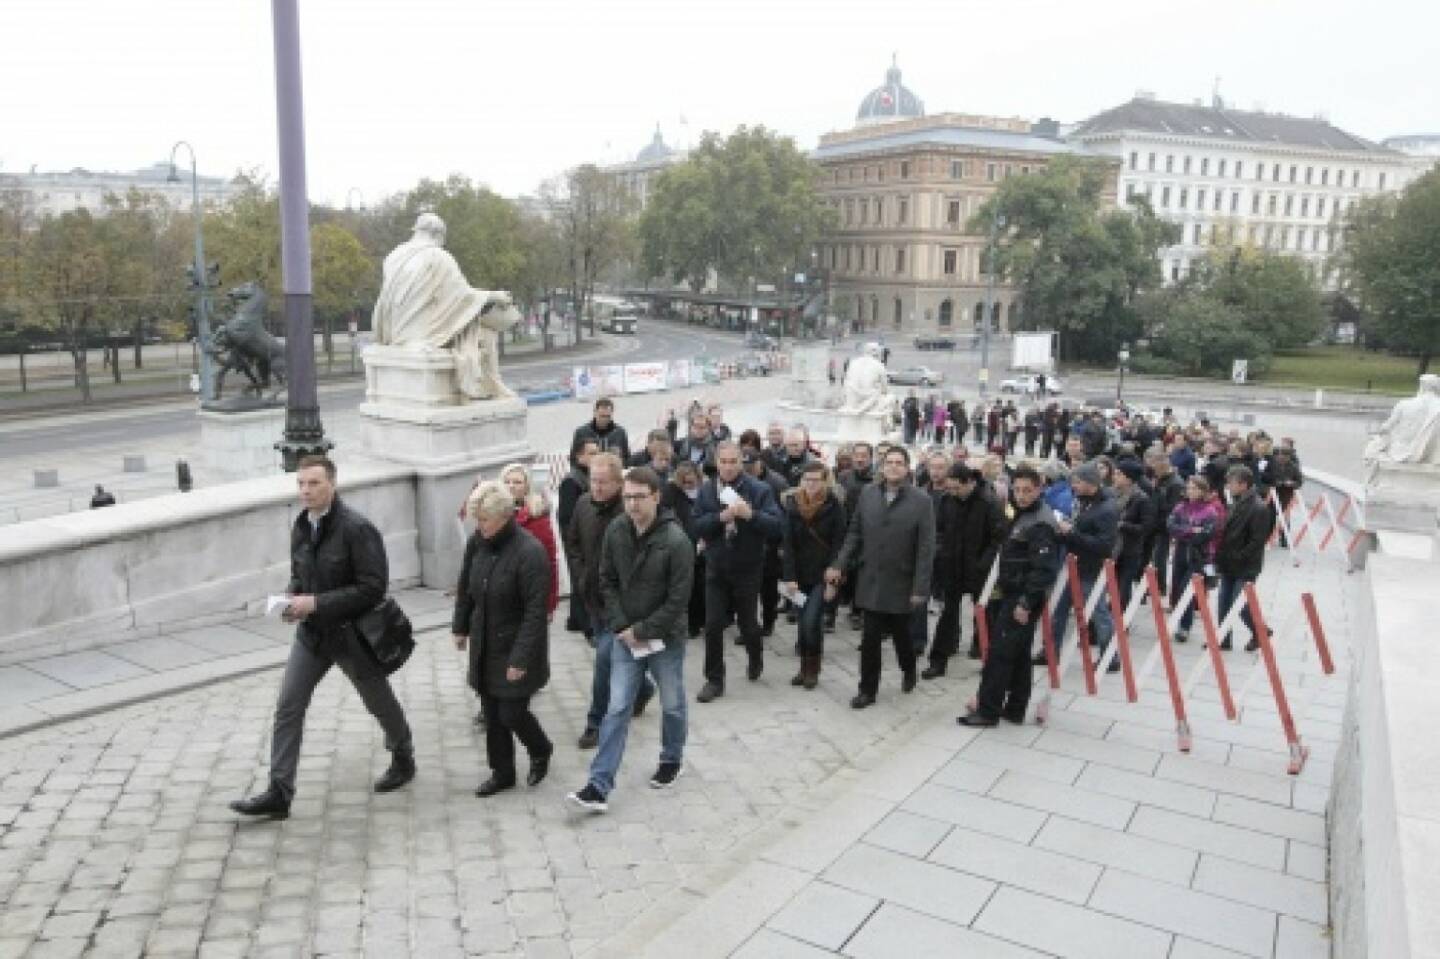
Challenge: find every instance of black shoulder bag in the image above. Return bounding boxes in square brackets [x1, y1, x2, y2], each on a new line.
[353, 597, 415, 675]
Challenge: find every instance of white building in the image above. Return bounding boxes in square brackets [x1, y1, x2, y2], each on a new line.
[0, 162, 236, 219]
[1068, 95, 1427, 286]
[607, 128, 687, 210]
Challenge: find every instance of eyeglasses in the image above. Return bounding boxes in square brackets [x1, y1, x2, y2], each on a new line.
[621, 493, 653, 502]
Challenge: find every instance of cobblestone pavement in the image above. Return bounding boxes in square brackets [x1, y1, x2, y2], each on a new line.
[0, 595, 971, 959]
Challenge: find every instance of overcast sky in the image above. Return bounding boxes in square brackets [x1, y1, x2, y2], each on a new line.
[3, 0, 1435, 206]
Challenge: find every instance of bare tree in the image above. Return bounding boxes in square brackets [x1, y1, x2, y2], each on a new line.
[541, 165, 636, 342]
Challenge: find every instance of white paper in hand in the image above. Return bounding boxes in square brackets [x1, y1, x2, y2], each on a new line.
[779, 583, 807, 607]
[718, 486, 740, 507]
[629, 639, 666, 660]
[265, 595, 292, 618]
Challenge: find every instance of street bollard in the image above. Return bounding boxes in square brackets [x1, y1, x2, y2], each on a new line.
[176, 459, 193, 493]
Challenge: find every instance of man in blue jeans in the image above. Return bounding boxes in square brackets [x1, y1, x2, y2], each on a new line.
[1039, 461, 1119, 671]
[568, 467, 694, 813]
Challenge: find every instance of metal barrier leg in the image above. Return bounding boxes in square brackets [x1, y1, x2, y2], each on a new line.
[1243, 583, 1308, 775]
[1299, 593, 1335, 676]
[1144, 567, 1191, 752]
[1066, 556, 1098, 696]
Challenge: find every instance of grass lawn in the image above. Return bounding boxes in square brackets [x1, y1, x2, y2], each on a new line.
[1258, 346, 1421, 395]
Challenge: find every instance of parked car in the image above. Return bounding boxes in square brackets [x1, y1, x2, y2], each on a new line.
[913, 335, 957, 351]
[999, 374, 1064, 396]
[744, 331, 778, 350]
[599, 308, 638, 334]
[736, 352, 772, 376]
[887, 366, 944, 387]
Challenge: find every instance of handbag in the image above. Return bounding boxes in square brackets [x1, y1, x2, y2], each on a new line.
[352, 597, 415, 675]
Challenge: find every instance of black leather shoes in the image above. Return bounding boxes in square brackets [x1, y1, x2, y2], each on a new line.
[374, 753, 416, 793]
[229, 787, 290, 819]
[577, 727, 599, 749]
[850, 692, 876, 709]
[697, 681, 724, 703]
[527, 754, 550, 788]
[475, 776, 517, 798]
[958, 712, 999, 728]
[747, 652, 764, 681]
[902, 672, 917, 693]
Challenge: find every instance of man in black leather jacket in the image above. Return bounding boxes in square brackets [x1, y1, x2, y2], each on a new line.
[231, 456, 414, 820]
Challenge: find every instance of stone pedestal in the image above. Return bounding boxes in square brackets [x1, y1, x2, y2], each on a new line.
[776, 400, 897, 445]
[359, 344, 531, 588]
[200, 407, 285, 483]
[1364, 462, 1440, 540]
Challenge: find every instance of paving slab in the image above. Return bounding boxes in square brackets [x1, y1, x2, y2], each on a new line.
[0, 666, 75, 705]
[26, 650, 150, 689]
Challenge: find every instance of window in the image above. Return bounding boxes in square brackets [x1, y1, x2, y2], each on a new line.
[871, 247, 879, 272]
[943, 249, 958, 275]
[1184, 156, 1193, 174]
[1281, 227, 1290, 248]
[1170, 263, 1180, 281]
[1321, 168, 1329, 186]
[939, 299, 953, 327]
[1210, 223, 1220, 243]
[876, 164, 884, 182]
[1234, 160, 1242, 179]
[1161, 185, 1172, 208]
[973, 302, 985, 327]
[898, 198, 909, 224]
[875, 198, 884, 223]
[1264, 225, 1274, 247]
[1166, 155, 1174, 173]
[1301, 197, 1309, 217]
[1297, 228, 1307, 250]
[1125, 182, 1137, 202]
[1274, 163, 1283, 182]
[986, 163, 997, 182]
[900, 161, 911, 179]
[1179, 187, 1188, 210]
[1284, 195, 1293, 216]
[1213, 190, 1222, 212]
[894, 298, 903, 327]
[1317, 197, 1326, 218]
[1305, 167, 1313, 184]
[859, 199, 868, 224]
[1196, 188, 1207, 210]
[1147, 153, 1156, 171]
[1230, 191, 1238, 213]
[1312, 230, 1321, 251]
[1352, 170, 1360, 187]
[895, 247, 906, 274]
[1379, 172, 1388, 190]
[1219, 159, 1228, 177]
[1256, 164, 1265, 181]
[1289, 165, 1297, 183]
[1020, 165, 1030, 176]
[951, 160, 963, 179]
[946, 200, 961, 226]
[844, 199, 854, 224]
[1004, 164, 1013, 178]
[1251, 193, 1261, 214]
[1267, 194, 1278, 216]
[844, 247, 852, 270]
[1129, 152, 1138, 170]
[1201, 158, 1209, 176]
[1192, 223, 1202, 244]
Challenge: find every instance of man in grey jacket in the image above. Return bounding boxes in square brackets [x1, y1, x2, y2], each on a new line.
[826, 447, 935, 709]
[567, 467, 694, 813]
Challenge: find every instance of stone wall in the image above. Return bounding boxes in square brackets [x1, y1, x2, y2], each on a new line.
[0, 462, 421, 666]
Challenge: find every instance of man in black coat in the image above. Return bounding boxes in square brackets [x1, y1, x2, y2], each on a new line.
[231, 456, 414, 820]
[1112, 459, 1155, 609]
[452, 483, 552, 798]
[673, 412, 717, 476]
[692, 442, 784, 701]
[826, 446, 935, 709]
[960, 466, 1060, 726]
[1216, 465, 1274, 652]
[747, 451, 790, 636]
[836, 442, 875, 630]
[571, 397, 630, 465]
[1146, 449, 1185, 593]
[925, 464, 1008, 677]
[1042, 461, 1118, 668]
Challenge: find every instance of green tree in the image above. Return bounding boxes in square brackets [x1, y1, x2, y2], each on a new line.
[1340, 167, 1440, 374]
[311, 221, 377, 365]
[400, 175, 527, 296]
[205, 173, 282, 301]
[1138, 289, 1272, 376]
[1192, 246, 1323, 350]
[544, 164, 636, 340]
[639, 126, 836, 296]
[970, 158, 1176, 363]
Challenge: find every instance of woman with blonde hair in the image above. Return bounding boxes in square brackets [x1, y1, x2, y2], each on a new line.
[453, 481, 553, 796]
[499, 462, 558, 618]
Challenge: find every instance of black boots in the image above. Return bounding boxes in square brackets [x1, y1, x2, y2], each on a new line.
[229, 786, 290, 820]
[790, 655, 821, 690]
[374, 752, 416, 793]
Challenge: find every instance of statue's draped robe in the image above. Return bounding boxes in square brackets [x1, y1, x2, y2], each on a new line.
[1366, 394, 1440, 470]
[373, 238, 513, 399]
[840, 355, 892, 414]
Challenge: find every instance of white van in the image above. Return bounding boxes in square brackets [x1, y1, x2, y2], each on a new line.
[599, 306, 639, 334]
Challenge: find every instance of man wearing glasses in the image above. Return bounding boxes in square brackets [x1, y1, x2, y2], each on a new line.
[567, 467, 694, 813]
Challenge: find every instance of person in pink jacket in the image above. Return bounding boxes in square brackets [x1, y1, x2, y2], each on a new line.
[1165, 475, 1226, 642]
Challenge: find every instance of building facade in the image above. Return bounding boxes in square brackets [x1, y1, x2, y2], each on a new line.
[608, 128, 686, 210]
[0, 162, 236, 220]
[814, 64, 1114, 335]
[1068, 96, 1429, 286]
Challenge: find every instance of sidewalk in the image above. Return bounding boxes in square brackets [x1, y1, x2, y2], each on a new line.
[596, 551, 1351, 959]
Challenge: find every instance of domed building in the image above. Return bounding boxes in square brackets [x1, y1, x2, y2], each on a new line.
[855, 59, 925, 128]
[610, 125, 686, 209]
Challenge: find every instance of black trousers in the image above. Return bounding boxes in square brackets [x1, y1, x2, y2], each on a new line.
[859, 610, 917, 696]
[975, 599, 1037, 721]
[704, 572, 761, 684]
[688, 558, 706, 635]
[761, 547, 782, 630]
[929, 587, 979, 663]
[482, 694, 552, 779]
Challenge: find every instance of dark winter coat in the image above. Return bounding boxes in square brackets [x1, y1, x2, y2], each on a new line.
[1114, 485, 1155, 563]
[288, 497, 388, 656]
[563, 492, 624, 616]
[1062, 488, 1119, 580]
[994, 497, 1061, 612]
[937, 484, 1009, 596]
[1217, 488, 1273, 580]
[833, 482, 936, 614]
[1149, 472, 1186, 538]
[452, 520, 551, 699]
[692, 472, 784, 579]
[673, 435, 717, 476]
[781, 490, 847, 588]
[598, 510, 694, 648]
[571, 419, 631, 464]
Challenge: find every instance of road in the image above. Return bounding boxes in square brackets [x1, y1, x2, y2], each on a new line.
[0, 320, 748, 461]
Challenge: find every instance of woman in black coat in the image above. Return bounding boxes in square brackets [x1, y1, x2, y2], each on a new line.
[781, 462, 847, 689]
[452, 482, 553, 798]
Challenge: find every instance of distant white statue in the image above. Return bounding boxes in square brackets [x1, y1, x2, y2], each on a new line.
[372, 213, 520, 400]
[839, 342, 892, 415]
[1364, 373, 1440, 482]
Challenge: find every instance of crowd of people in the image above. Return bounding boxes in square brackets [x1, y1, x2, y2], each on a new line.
[228, 393, 1302, 819]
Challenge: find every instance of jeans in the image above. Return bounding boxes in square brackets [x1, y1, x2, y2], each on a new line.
[859, 610, 918, 696]
[704, 572, 762, 684]
[586, 619, 654, 733]
[975, 599, 1037, 720]
[270, 633, 412, 801]
[588, 637, 687, 797]
[1048, 571, 1114, 656]
[482, 695, 551, 779]
[794, 582, 827, 656]
[1217, 575, 1258, 641]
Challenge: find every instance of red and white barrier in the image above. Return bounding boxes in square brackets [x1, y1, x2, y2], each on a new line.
[1243, 582, 1308, 774]
[1142, 567, 1193, 753]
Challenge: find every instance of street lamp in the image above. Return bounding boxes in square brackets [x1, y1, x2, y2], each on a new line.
[1117, 342, 1131, 406]
[979, 208, 1006, 398]
[168, 141, 214, 403]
